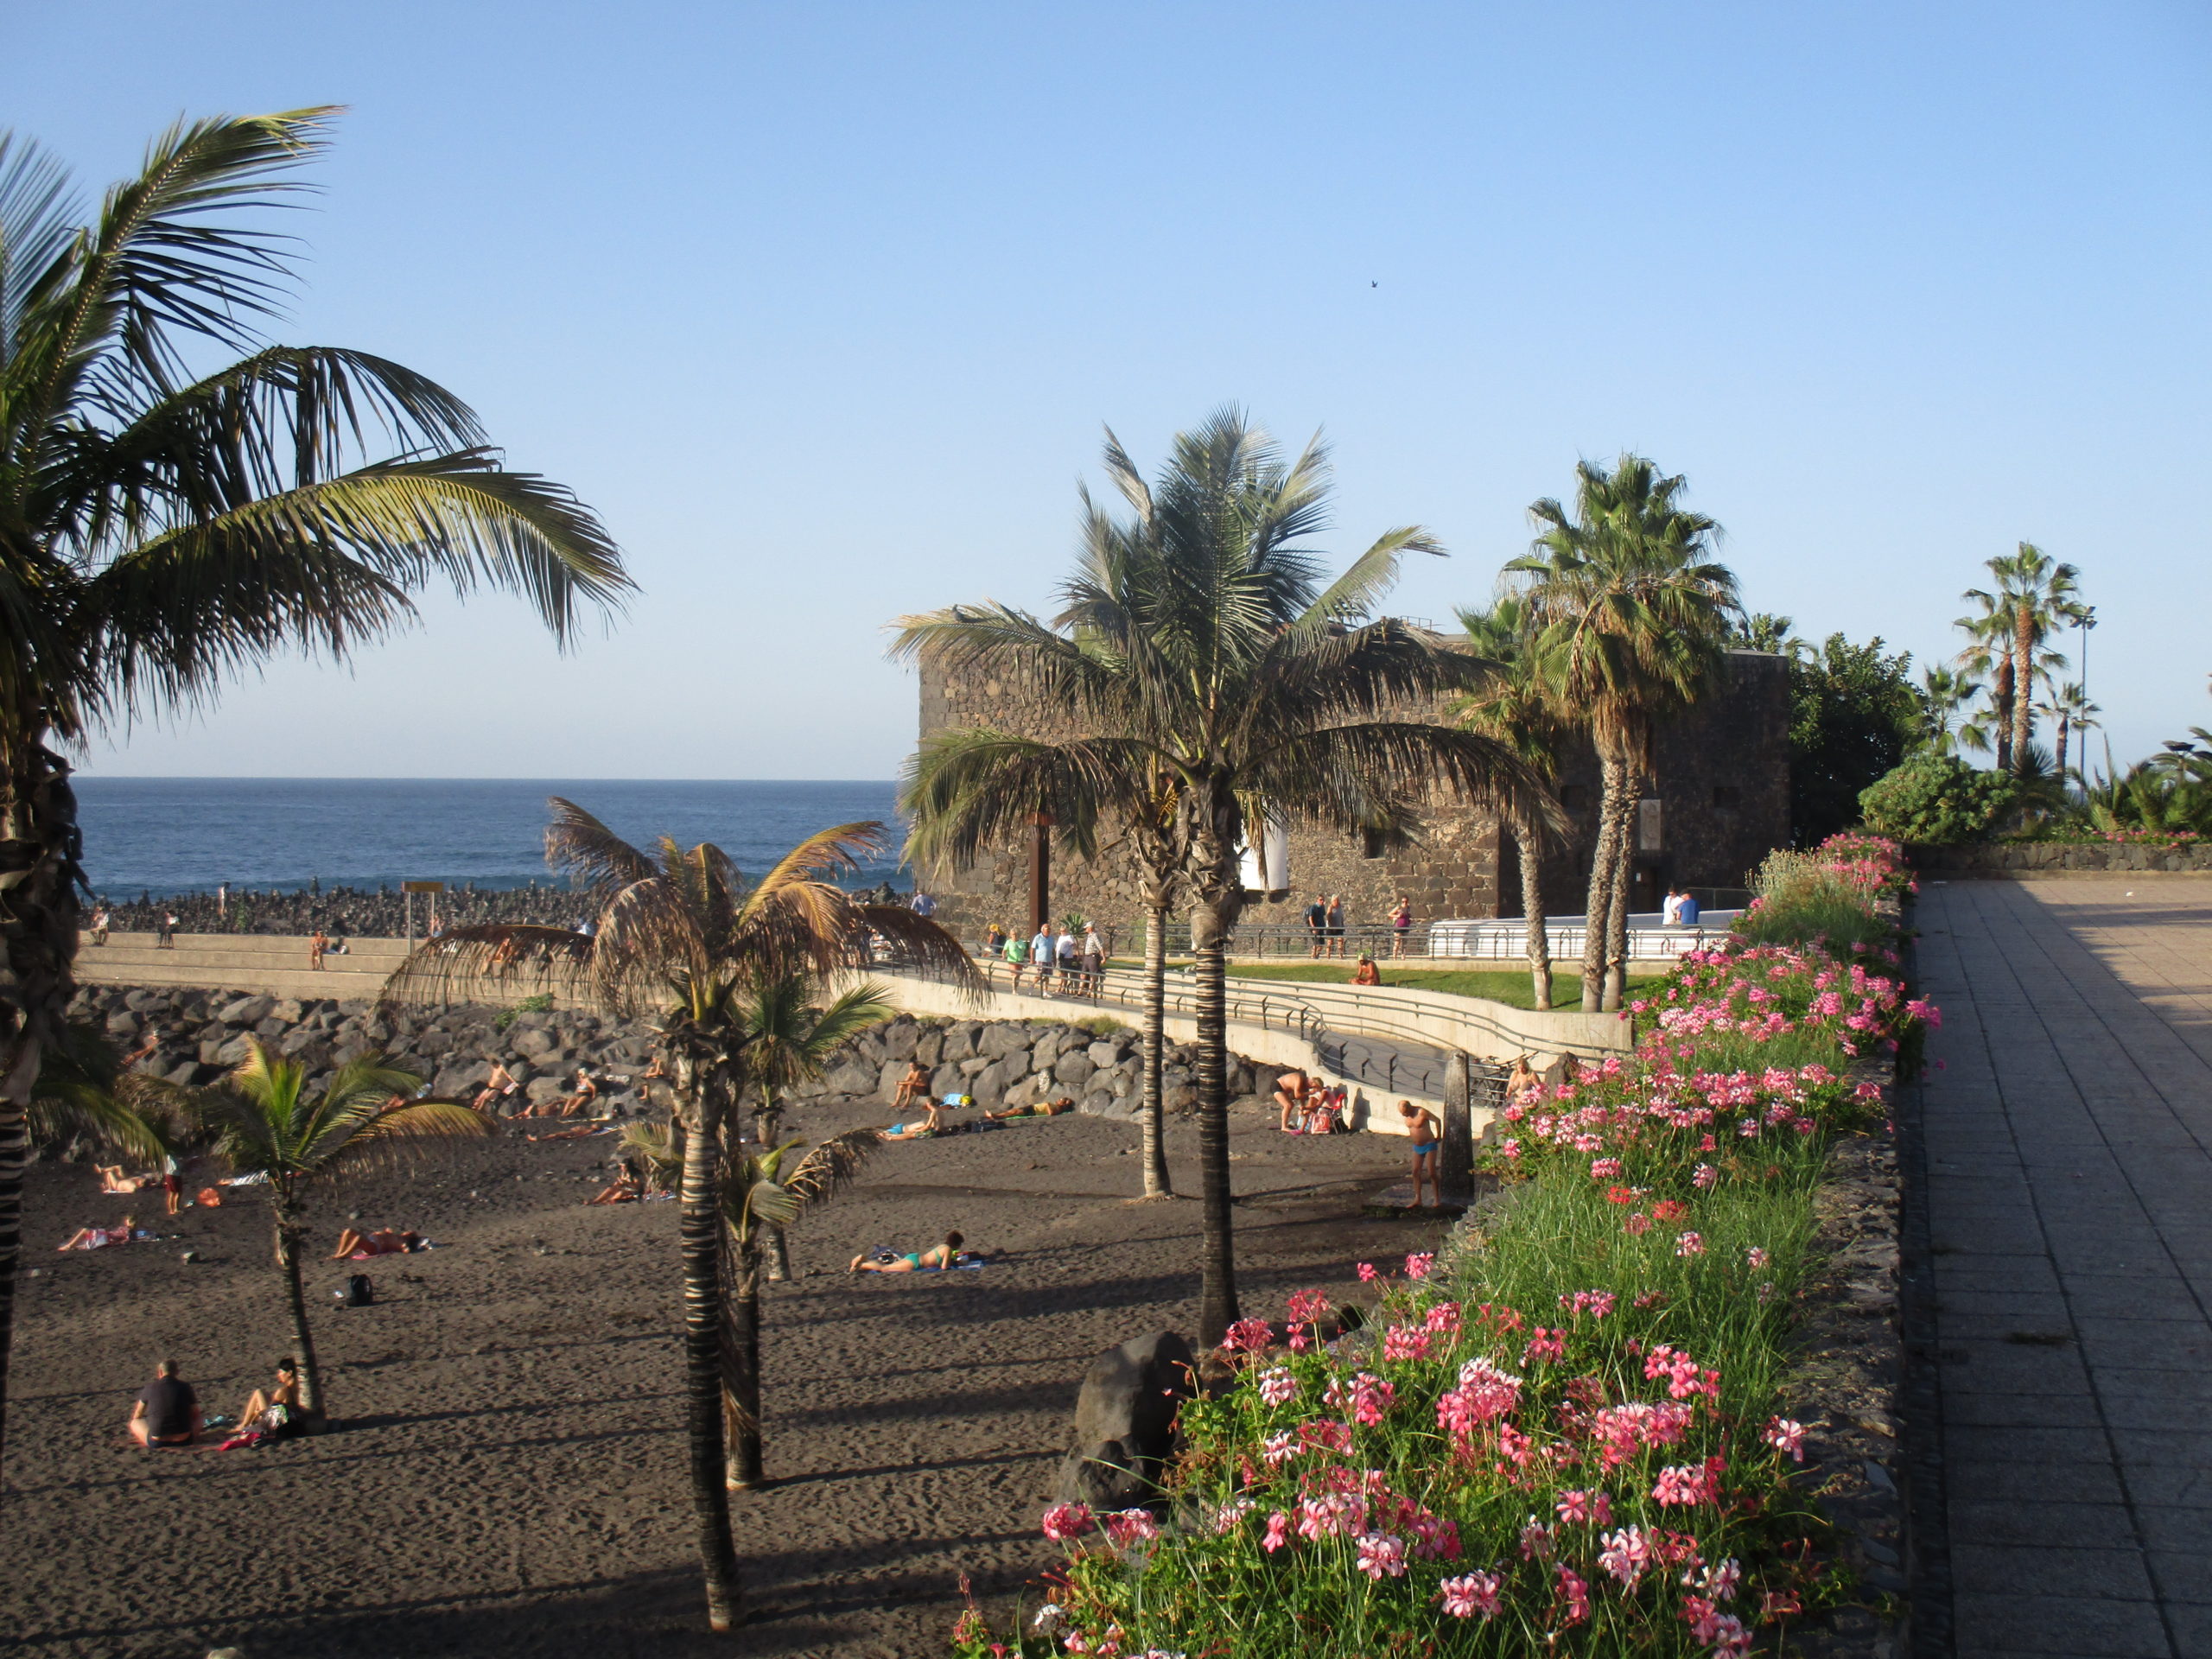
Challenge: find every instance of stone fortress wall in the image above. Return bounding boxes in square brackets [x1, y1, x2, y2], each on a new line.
[913, 642, 1791, 944]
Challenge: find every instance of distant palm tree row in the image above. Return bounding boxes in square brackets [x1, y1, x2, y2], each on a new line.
[1948, 542, 2096, 777]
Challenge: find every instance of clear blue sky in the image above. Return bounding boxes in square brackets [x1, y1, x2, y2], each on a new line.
[8, 2, 2207, 778]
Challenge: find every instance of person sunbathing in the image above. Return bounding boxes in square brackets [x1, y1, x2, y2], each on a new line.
[1351, 954, 1382, 987]
[558, 1070, 600, 1117]
[587, 1167, 641, 1204]
[849, 1230, 966, 1274]
[235, 1357, 301, 1433]
[329, 1227, 423, 1260]
[881, 1117, 936, 1141]
[985, 1096, 1074, 1120]
[472, 1062, 519, 1114]
[96, 1166, 152, 1194]
[59, 1215, 141, 1250]
[1504, 1054, 1540, 1103]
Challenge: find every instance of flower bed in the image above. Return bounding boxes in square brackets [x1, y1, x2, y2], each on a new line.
[957, 835, 1932, 1659]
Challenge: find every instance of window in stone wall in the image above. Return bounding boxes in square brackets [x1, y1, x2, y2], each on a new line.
[1360, 828, 1388, 861]
[1712, 785, 1741, 809]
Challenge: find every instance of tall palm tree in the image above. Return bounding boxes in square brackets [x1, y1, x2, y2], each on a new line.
[0, 111, 630, 1480]
[894, 410, 1534, 1344]
[721, 1127, 880, 1489]
[1952, 597, 2016, 770]
[736, 973, 893, 1281]
[382, 804, 973, 1631]
[1506, 456, 1738, 1012]
[1452, 597, 1567, 1008]
[2002, 543, 2088, 772]
[170, 1044, 487, 1419]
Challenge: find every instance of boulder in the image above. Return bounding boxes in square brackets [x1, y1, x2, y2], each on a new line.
[1053, 1052, 1096, 1090]
[124, 988, 168, 1014]
[824, 1060, 879, 1097]
[929, 1063, 968, 1099]
[104, 1010, 138, 1038]
[1079, 1088, 1137, 1120]
[1055, 1331, 1197, 1508]
[959, 1054, 993, 1077]
[270, 998, 305, 1025]
[880, 1020, 919, 1062]
[1165, 1084, 1198, 1116]
[524, 1077, 567, 1107]
[213, 1033, 257, 1068]
[877, 1059, 912, 1103]
[943, 1022, 982, 1061]
[219, 995, 275, 1027]
[511, 1027, 560, 1060]
[1088, 1040, 1125, 1070]
[970, 1056, 1025, 1104]
[1030, 1029, 1067, 1067]
[913, 1030, 944, 1068]
[980, 1023, 1030, 1059]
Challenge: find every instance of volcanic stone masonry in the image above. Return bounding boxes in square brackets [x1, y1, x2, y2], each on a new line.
[913, 640, 1791, 940]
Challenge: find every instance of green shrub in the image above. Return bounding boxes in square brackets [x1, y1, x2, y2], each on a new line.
[1072, 1015, 1132, 1038]
[493, 992, 556, 1033]
[1858, 753, 2018, 844]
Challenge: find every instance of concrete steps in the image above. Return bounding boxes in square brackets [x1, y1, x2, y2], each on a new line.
[75, 932, 410, 1001]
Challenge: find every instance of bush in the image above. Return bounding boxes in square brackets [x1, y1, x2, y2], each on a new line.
[493, 992, 556, 1033]
[1857, 753, 2018, 844]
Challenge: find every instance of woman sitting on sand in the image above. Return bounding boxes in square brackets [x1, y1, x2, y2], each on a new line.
[587, 1166, 641, 1204]
[235, 1357, 301, 1433]
[96, 1165, 152, 1194]
[849, 1231, 966, 1274]
[892, 1060, 931, 1113]
[558, 1069, 600, 1117]
[329, 1227, 423, 1260]
[1505, 1054, 1540, 1103]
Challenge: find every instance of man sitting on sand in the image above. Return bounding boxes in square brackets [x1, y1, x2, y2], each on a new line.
[892, 1059, 931, 1113]
[1399, 1100, 1442, 1210]
[473, 1062, 519, 1114]
[986, 1096, 1074, 1120]
[128, 1359, 202, 1447]
[329, 1227, 423, 1260]
[1351, 953, 1382, 987]
[849, 1230, 966, 1274]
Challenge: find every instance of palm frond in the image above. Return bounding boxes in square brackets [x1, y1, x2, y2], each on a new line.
[779, 1126, 884, 1211]
[378, 924, 593, 1011]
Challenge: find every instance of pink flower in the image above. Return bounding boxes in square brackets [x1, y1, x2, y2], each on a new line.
[1693, 1162, 1718, 1189]
[1222, 1318, 1274, 1354]
[1410, 1514, 1461, 1560]
[1322, 1370, 1396, 1426]
[1598, 1523, 1653, 1587]
[1041, 1503, 1093, 1541]
[1675, 1230, 1706, 1258]
[1554, 1489, 1596, 1524]
[1519, 1519, 1554, 1560]
[1404, 1251, 1436, 1281]
[1651, 1460, 1720, 1507]
[1211, 1497, 1253, 1534]
[1355, 1531, 1408, 1580]
[1555, 1566, 1592, 1626]
[1102, 1508, 1159, 1548]
[1257, 1366, 1296, 1407]
[1287, 1287, 1331, 1325]
[1590, 1156, 1623, 1179]
[1356, 1262, 1378, 1283]
[1559, 1288, 1617, 1319]
[1745, 1246, 1770, 1268]
[1382, 1322, 1433, 1362]
[1423, 1300, 1464, 1336]
[1625, 1212, 1653, 1236]
[1262, 1510, 1290, 1552]
[1764, 1416, 1807, 1461]
[1438, 1570, 1503, 1618]
[1700, 1557, 1743, 1601]
[1522, 1327, 1566, 1366]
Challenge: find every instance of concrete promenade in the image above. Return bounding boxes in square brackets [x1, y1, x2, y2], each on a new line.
[1916, 877, 2212, 1656]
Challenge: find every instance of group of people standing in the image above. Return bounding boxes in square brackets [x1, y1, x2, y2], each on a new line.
[982, 920, 1106, 997]
[1300, 896, 1418, 958]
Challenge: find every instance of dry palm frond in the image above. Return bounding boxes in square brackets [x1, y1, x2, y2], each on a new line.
[620, 1119, 682, 1187]
[779, 1127, 883, 1210]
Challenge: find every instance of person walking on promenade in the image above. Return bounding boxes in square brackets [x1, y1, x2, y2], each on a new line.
[1003, 926, 1030, 992]
[1030, 924, 1054, 995]
[308, 929, 328, 970]
[156, 908, 177, 949]
[1080, 925, 1104, 996]
[1325, 895, 1347, 957]
[1304, 895, 1327, 957]
[89, 905, 110, 945]
[1389, 899, 1412, 958]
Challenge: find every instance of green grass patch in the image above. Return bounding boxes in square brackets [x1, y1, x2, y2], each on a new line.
[1222, 961, 1663, 1009]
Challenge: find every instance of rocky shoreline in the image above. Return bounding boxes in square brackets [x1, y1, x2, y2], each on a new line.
[60, 981, 1275, 1128]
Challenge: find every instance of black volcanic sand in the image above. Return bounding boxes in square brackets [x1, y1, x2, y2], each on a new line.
[5, 1098, 1446, 1659]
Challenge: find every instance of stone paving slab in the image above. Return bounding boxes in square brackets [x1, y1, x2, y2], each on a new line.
[1917, 877, 2212, 1658]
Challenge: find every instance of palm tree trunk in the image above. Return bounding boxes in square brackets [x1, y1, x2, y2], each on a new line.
[1139, 895, 1173, 1198]
[2056, 716, 2070, 783]
[1513, 808, 1552, 1009]
[724, 1251, 764, 1490]
[1580, 753, 1625, 1013]
[2012, 607, 2036, 772]
[0, 736, 85, 1479]
[679, 1077, 741, 1629]
[1993, 655, 2015, 772]
[1190, 888, 1241, 1347]
[1603, 801, 1633, 1012]
[754, 1098, 792, 1282]
[276, 1216, 325, 1421]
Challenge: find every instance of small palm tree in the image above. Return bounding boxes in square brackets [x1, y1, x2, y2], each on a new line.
[2001, 544, 2089, 772]
[1920, 665, 1985, 755]
[2033, 681, 2100, 783]
[737, 973, 894, 1280]
[179, 1045, 489, 1419]
[1453, 597, 1568, 1007]
[720, 1128, 880, 1489]
[383, 804, 973, 1631]
[29, 1023, 180, 1165]
[1507, 455, 1739, 1011]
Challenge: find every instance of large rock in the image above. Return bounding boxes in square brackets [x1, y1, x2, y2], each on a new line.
[104, 1010, 138, 1038]
[824, 1060, 879, 1097]
[1053, 1052, 1096, 1090]
[524, 1077, 567, 1107]
[877, 1059, 913, 1103]
[219, 995, 275, 1027]
[880, 1020, 918, 1062]
[980, 1023, 1030, 1059]
[1087, 1039, 1126, 1070]
[1055, 1331, 1197, 1508]
[913, 1030, 944, 1068]
[943, 1022, 981, 1062]
[511, 1027, 560, 1060]
[970, 1056, 1025, 1104]
[929, 1063, 967, 1100]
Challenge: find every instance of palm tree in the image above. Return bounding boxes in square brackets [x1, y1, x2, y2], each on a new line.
[1952, 598, 2016, 770]
[172, 1045, 487, 1419]
[736, 973, 893, 1281]
[721, 1128, 880, 1489]
[382, 804, 973, 1631]
[1506, 456, 1739, 1012]
[893, 410, 1535, 1344]
[1452, 597, 1568, 1008]
[2033, 681, 2100, 783]
[1920, 665, 1985, 755]
[2002, 544, 2088, 772]
[0, 111, 630, 1480]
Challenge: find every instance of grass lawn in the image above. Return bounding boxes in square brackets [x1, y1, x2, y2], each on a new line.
[1220, 959, 1663, 1009]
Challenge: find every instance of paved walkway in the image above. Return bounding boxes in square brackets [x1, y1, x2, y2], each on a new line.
[1916, 877, 2212, 1657]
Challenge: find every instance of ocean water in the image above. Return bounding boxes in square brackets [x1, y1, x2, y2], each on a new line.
[72, 779, 906, 899]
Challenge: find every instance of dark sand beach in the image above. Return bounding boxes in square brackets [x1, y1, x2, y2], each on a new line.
[6, 1098, 1446, 1659]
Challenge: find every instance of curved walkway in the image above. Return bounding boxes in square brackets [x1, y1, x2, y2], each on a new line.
[1916, 877, 2212, 1657]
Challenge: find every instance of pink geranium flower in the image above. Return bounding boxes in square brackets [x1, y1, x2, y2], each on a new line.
[1438, 1570, 1503, 1618]
[1041, 1503, 1092, 1540]
[1355, 1531, 1408, 1580]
